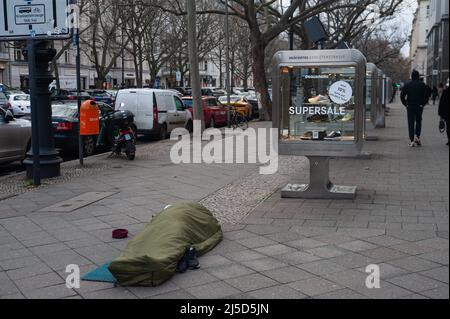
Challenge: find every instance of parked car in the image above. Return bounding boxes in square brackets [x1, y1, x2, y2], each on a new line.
[51, 89, 92, 102]
[52, 101, 118, 156]
[181, 96, 228, 128]
[218, 95, 252, 120]
[172, 87, 190, 96]
[116, 89, 193, 140]
[87, 90, 114, 105]
[212, 88, 227, 98]
[5, 94, 31, 117]
[0, 105, 31, 165]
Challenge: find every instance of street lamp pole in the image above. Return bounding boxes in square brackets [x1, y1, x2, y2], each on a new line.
[225, 0, 231, 128]
[187, 0, 204, 132]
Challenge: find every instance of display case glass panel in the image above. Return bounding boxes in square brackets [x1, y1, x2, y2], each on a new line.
[279, 66, 357, 143]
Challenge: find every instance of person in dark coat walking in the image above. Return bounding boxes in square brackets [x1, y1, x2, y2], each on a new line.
[431, 86, 439, 105]
[401, 70, 429, 147]
[438, 87, 449, 146]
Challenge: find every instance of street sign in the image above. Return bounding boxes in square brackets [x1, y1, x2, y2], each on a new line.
[0, 0, 72, 41]
[433, 70, 439, 76]
[176, 71, 182, 82]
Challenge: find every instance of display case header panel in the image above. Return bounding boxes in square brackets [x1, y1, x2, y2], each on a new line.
[272, 49, 366, 158]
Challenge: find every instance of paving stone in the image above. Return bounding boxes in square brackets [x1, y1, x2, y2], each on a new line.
[225, 250, 267, 263]
[359, 247, 406, 262]
[248, 285, 307, 299]
[236, 237, 279, 249]
[262, 267, 314, 284]
[364, 236, 407, 247]
[315, 288, 367, 299]
[416, 238, 449, 250]
[275, 251, 322, 265]
[285, 239, 328, 250]
[328, 252, 375, 269]
[150, 289, 196, 299]
[205, 263, 254, 280]
[354, 282, 414, 299]
[420, 267, 449, 284]
[307, 246, 347, 259]
[127, 281, 180, 298]
[289, 277, 342, 297]
[387, 273, 445, 293]
[254, 244, 297, 256]
[198, 255, 234, 269]
[241, 257, 288, 272]
[0, 272, 20, 296]
[311, 234, 355, 245]
[6, 263, 53, 280]
[389, 256, 441, 272]
[83, 287, 137, 299]
[225, 273, 278, 292]
[418, 250, 449, 265]
[22, 284, 78, 299]
[338, 240, 378, 252]
[265, 232, 304, 243]
[186, 281, 241, 299]
[298, 260, 348, 276]
[15, 272, 64, 292]
[420, 286, 449, 299]
[390, 242, 437, 255]
[171, 270, 218, 289]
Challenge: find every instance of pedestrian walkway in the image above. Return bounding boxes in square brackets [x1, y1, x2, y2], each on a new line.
[0, 101, 448, 299]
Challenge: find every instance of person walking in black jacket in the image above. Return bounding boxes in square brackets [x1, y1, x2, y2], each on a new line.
[401, 70, 429, 147]
[438, 87, 449, 146]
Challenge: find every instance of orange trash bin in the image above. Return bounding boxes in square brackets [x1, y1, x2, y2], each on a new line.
[80, 100, 100, 136]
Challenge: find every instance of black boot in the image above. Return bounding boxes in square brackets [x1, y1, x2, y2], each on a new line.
[186, 247, 200, 270]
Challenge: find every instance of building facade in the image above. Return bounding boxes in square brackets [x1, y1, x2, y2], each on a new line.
[426, 0, 449, 87]
[410, 0, 430, 78]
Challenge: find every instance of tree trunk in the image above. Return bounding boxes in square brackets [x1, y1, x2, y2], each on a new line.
[251, 37, 272, 121]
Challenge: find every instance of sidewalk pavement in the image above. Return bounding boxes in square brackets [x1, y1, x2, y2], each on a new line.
[0, 101, 448, 299]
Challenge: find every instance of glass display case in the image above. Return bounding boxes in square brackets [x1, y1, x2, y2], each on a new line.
[272, 49, 367, 199]
[273, 49, 366, 158]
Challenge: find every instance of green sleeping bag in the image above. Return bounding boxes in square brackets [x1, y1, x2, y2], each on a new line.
[108, 203, 223, 287]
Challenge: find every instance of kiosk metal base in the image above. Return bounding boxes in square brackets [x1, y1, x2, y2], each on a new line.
[281, 157, 357, 200]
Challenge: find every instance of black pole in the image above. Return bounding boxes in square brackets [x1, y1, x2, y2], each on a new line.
[27, 39, 40, 186]
[76, 28, 83, 165]
[23, 41, 62, 180]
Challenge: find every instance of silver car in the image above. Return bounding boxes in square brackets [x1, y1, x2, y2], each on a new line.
[0, 96, 32, 165]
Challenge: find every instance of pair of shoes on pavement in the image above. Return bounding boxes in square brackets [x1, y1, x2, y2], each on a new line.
[176, 246, 200, 273]
[409, 136, 422, 147]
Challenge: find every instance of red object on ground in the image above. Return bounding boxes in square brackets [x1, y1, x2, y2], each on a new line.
[112, 229, 129, 239]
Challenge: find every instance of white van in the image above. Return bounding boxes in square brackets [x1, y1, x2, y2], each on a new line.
[115, 89, 193, 139]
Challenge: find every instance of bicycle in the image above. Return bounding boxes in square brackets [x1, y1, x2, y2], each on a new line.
[230, 107, 248, 130]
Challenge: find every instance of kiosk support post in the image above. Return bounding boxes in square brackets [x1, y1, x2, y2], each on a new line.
[281, 156, 357, 199]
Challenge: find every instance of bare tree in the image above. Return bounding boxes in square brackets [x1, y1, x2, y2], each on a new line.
[80, 0, 129, 88]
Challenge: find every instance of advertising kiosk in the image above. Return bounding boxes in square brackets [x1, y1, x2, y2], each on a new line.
[272, 49, 366, 199]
